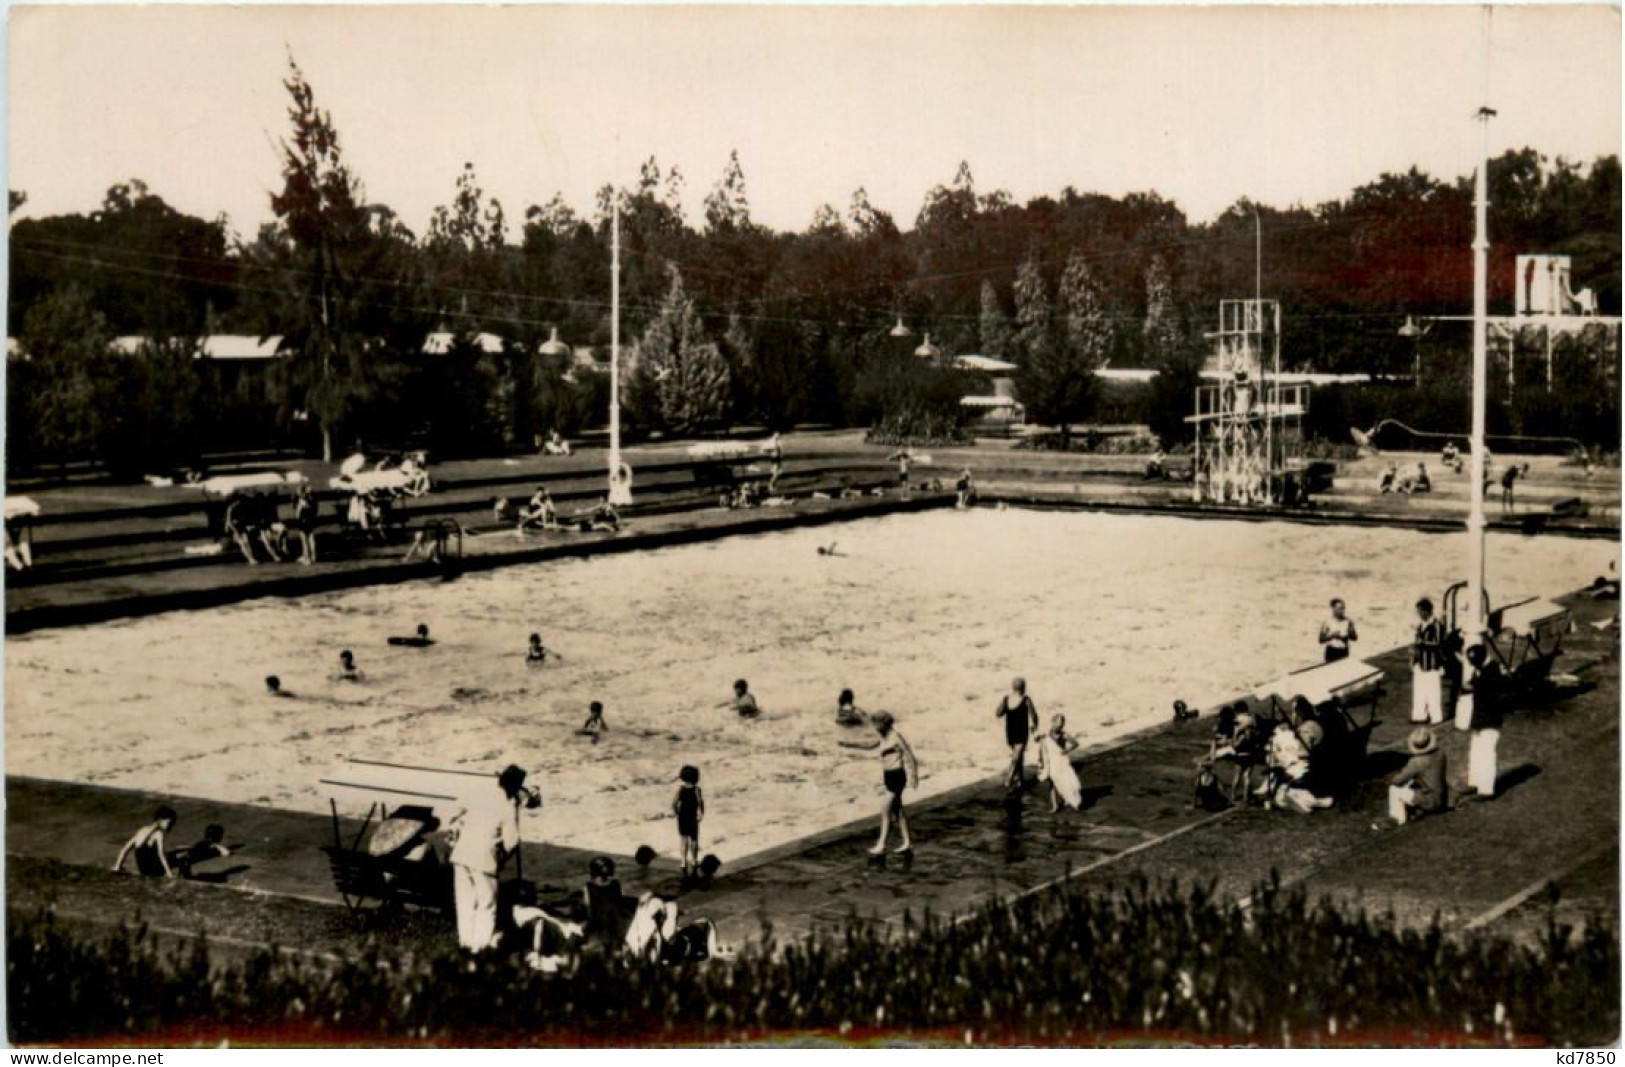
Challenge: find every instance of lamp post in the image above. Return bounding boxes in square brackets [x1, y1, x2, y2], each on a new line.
[1398, 315, 1426, 387]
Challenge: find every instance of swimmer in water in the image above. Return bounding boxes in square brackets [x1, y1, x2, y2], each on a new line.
[335, 650, 364, 682]
[526, 633, 559, 665]
[817, 541, 841, 557]
[580, 700, 607, 739]
[388, 623, 435, 648]
[836, 687, 866, 726]
[718, 679, 760, 718]
[265, 675, 293, 698]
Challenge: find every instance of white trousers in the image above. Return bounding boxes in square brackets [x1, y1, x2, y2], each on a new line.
[1453, 692, 1474, 732]
[453, 864, 500, 951]
[1388, 784, 1418, 825]
[1469, 728, 1500, 796]
[1411, 667, 1444, 724]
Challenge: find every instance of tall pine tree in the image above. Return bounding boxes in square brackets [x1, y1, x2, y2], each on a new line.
[629, 267, 732, 433]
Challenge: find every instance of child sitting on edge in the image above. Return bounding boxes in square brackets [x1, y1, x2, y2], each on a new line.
[673, 765, 705, 881]
[580, 700, 607, 740]
[112, 806, 178, 878]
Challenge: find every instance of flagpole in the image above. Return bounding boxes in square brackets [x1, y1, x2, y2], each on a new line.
[1467, 9, 1494, 639]
[609, 193, 630, 506]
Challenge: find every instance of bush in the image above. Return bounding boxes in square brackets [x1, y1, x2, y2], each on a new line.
[10, 876, 1617, 1047]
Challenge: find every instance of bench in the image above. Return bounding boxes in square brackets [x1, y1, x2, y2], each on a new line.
[321, 845, 454, 916]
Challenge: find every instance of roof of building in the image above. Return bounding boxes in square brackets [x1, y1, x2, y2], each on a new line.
[953, 354, 1021, 373]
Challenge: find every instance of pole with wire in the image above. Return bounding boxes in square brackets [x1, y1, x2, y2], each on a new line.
[1467, 76, 1495, 638]
[608, 194, 632, 506]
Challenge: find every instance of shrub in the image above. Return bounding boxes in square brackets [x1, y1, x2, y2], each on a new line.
[9, 877, 1617, 1047]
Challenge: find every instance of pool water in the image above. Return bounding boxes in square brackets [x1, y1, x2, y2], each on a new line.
[4, 509, 1610, 860]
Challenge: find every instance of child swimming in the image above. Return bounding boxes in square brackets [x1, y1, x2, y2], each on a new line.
[718, 679, 760, 718]
[388, 623, 435, 648]
[265, 675, 293, 698]
[579, 700, 607, 739]
[526, 633, 559, 665]
[334, 650, 364, 682]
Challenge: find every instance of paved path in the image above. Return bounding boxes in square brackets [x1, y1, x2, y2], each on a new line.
[11, 585, 1618, 956]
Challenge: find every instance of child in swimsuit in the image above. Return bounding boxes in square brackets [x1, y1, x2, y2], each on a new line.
[174, 823, 233, 879]
[527, 634, 551, 665]
[836, 688, 865, 726]
[113, 806, 178, 877]
[334, 650, 364, 682]
[265, 675, 293, 698]
[673, 765, 705, 880]
[719, 679, 760, 718]
[581, 700, 607, 739]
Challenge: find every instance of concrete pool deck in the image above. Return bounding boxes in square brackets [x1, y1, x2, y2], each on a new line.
[9, 584, 1618, 958]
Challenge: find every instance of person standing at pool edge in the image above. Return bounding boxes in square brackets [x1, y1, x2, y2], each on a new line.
[1411, 597, 1446, 725]
[860, 711, 917, 855]
[449, 764, 527, 952]
[997, 677, 1039, 791]
[1319, 598, 1358, 662]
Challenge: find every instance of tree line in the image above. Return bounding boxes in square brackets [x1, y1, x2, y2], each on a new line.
[9, 57, 1620, 471]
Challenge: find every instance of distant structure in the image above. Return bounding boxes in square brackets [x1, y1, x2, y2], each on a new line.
[1514, 254, 1597, 318]
[1190, 299, 1308, 505]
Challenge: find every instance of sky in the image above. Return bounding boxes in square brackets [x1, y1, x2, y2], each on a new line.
[7, 4, 1621, 240]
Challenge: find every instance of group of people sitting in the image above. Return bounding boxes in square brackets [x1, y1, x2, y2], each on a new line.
[223, 486, 319, 565]
[113, 806, 236, 880]
[1377, 461, 1432, 495]
[497, 486, 623, 535]
[1194, 694, 1359, 814]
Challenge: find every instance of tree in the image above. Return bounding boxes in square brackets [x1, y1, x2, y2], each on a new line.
[1021, 252, 1108, 443]
[259, 56, 418, 459]
[1011, 253, 1055, 367]
[1143, 254, 1200, 444]
[17, 287, 121, 463]
[628, 267, 731, 433]
[978, 280, 1013, 358]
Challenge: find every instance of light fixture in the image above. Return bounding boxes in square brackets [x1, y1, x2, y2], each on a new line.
[539, 325, 569, 357]
[889, 316, 912, 339]
[914, 332, 941, 360]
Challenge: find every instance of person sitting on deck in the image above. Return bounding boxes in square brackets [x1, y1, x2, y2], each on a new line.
[719, 679, 760, 718]
[1441, 441, 1462, 473]
[578, 498, 621, 533]
[1377, 463, 1399, 494]
[1409, 463, 1432, 494]
[1382, 727, 1448, 827]
[4, 515, 33, 572]
[1145, 448, 1168, 481]
[223, 495, 261, 565]
[389, 623, 435, 648]
[112, 806, 178, 877]
[955, 468, 977, 508]
[543, 430, 573, 456]
[517, 487, 558, 536]
[335, 650, 364, 682]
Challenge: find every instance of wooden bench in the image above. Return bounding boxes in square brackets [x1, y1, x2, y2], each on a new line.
[321, 845, 454, 916]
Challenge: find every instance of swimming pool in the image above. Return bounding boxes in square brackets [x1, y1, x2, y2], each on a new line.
[4, 509, 1609, 860]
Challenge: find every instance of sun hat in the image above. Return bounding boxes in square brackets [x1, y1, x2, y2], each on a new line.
[1407, 727, 1437, 755]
